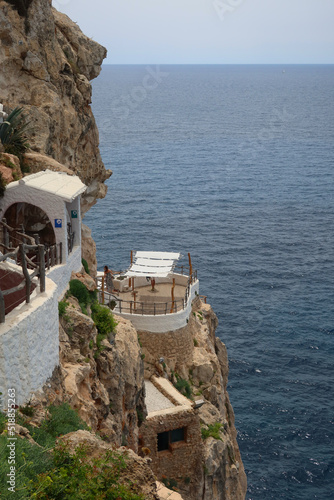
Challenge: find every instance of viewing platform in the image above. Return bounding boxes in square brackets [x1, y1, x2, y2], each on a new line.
[96, 251, 200, 333]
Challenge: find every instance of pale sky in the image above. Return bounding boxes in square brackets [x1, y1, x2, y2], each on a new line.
[52, 0, 334, 64]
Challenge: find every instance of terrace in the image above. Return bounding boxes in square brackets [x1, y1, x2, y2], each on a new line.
[96, 251, 201, 333]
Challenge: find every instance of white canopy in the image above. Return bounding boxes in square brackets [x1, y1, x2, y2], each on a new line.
[10, 170, 87, 202]
[126, 251, 181, 278]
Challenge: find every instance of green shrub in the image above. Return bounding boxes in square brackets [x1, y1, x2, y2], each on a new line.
[201, 422, 223, 441]
[69, 279, 89, 306]
[27, 444, 144, 499]
[82, 258, 89, 274]
[174, 374, 192, 399]
[19, 404, 34, 417]
[136, 408, 145, 425]
[161, 477, 178, 491]
[91, 302, 117, 336]
[58, 300, 68, 317]
[0, 106, 30, 158]
[26, 404, 88, 449]
[0, 411, 6, 433]
[0, 432, 53, 497]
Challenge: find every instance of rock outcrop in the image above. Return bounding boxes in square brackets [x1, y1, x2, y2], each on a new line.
[0, 0, 111, 213]
[140, 299, 247, 500]
[43, 295, 147, 451]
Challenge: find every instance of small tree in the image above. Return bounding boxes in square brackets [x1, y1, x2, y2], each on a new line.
[0, 107, 30, 158]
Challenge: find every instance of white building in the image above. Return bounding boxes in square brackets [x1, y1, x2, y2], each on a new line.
[0, 170, 87, 406]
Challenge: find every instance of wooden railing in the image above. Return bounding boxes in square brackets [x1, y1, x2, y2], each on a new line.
[0, 243, 46, 323]
[67, 223, 75, 254]
[0, 218, 62, 268]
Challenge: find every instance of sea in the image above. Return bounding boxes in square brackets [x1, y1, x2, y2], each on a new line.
[84, 65, 334, 499]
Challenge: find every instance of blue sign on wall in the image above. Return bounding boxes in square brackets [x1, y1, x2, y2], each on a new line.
[55, 219, 62, 228]
[71, 210, 78, 219]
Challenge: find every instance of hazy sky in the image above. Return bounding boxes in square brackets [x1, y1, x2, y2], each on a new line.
[52, 0, 334, 64]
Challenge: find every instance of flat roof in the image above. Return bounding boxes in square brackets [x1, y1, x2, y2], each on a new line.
[145, 377, 193, 417]
[145, 380, 175, 413]
[7, 170, 87, 202]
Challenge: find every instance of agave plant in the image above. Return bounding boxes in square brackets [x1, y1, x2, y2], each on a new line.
[0, 107, 30, 157]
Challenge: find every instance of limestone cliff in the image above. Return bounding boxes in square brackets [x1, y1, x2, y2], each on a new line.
[0, 2, 246, 497]
[139, 299, 247, 500]
[0, 0, 111, 214]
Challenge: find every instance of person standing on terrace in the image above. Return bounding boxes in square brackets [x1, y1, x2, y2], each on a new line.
[104, 266, 119, 294]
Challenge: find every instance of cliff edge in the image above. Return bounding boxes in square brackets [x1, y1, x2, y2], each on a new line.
[0, 0, 111, 214]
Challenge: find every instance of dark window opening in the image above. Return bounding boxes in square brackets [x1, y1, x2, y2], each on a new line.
[158, 431, 169, 451]
[158, 427, 186, 452]
[171, 428, 185, 443]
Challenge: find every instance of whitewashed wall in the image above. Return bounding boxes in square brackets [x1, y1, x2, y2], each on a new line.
[47, 245, 82, 299]
[0, 276, 59, 407]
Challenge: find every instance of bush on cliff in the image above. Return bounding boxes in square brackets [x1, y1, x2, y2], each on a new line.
[0, 107, 30, 159]
[91, 301, 117, 336]
[0, 404, 144, 499]
[27, 443, 144, 499]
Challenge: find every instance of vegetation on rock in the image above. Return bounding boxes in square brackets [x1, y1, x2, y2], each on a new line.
[0, 404, 144, 499]
[0, 107, 30, 159]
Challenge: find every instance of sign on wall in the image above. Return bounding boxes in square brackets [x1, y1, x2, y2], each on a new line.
[71, 210, 78, 219]
[54, 219, 62, 228]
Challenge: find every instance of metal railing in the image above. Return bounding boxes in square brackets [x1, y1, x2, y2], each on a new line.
[96, 270, 198, 316]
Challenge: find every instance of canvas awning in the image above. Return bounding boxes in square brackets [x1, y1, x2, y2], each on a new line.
[126, 251, 181, 278]
[11, 170, 87, 202]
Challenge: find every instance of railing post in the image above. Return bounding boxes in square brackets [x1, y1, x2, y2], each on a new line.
[34, 233, 40, 245]
[0, 289, 5, 323]
[130, 301, 133, 314]
[55, 244, 58, 265]
[46, 247, 50, 270]
[119, 300, 122, 313]
[3, 218, 9, 249]
[59, 242, 63, 264]
[20, 243, 31, 304]
[50, 246, 55, 267]
[38, 244, 46, 293]
[101, 276, 105, 304]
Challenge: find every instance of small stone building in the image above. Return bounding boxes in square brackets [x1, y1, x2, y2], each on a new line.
[140, 377, 203, 490]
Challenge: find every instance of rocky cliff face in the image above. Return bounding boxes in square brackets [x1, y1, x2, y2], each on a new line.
[0, 3, 246, 497]
[140, 299, 247, 500]
[0, 0, 111, 214]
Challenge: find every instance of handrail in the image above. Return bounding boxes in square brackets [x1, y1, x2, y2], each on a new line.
[96, 270, 198, 316]
[0, 242, 46, 323]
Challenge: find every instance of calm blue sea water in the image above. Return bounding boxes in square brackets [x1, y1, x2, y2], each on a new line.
[85, 65, 334, 499]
